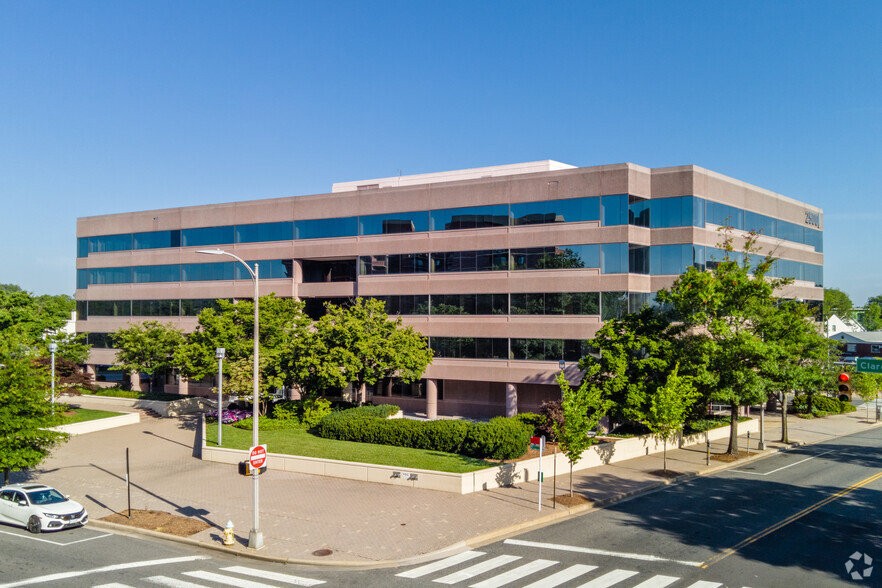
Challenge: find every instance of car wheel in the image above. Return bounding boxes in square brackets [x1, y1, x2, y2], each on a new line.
[27, 515, 41, 534]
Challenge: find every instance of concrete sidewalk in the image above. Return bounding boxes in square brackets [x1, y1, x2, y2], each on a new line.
[15, 399, 882, 567]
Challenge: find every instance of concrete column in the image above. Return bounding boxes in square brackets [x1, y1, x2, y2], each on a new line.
[178, 377, 189, 396]
[505, 383, 518, 418]
[129, 371, 141, 393]
[426, 379, 438, 420]
[358, 382, 367, 405]
[385, 379, 393, 397]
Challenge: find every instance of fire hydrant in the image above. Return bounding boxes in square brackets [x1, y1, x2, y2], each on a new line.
[222, 521, 235, 546]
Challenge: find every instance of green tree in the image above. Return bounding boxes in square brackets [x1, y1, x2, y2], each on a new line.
[312, 298, 433, 403]
[553, 368, 604, 496]
[175, 295, 312, 411]
[860, 303, 882, 331]
[0, 334, 68, 484]
[581, 306, 676, 428]
[643, 364, 698, 472]
[852, 372, 882, 422]
[536, 248, 586, 269]
[824, 288, 854, 320]
[112, 321, 186, 391]
[758, 300, 837, 443]
[657, 231, 784, 455]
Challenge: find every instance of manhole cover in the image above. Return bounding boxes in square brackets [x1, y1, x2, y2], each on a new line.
[312, 549, 333, 557]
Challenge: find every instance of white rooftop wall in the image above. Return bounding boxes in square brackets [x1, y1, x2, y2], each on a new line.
[332, 160, 577, 193]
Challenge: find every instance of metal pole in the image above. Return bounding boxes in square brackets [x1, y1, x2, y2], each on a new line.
[126, 448, 131, 518]
[49, 343, 57, 404]
[758, 404, 766, 450]
[249, 263, 263, 550]
[217, 350, 224, 446]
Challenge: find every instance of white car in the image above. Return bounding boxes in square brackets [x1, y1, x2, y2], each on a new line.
[0, 484, 88, 533]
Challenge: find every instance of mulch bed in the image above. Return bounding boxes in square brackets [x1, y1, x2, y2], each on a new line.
[648, 469, 684, 479]
[552, 494, 593, 507]
[711, 450, 753, 462]
[101, 509, 211, 537]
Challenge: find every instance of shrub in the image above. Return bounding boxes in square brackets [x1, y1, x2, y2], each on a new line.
[841, 400, 857, 413]
[514, 412, 544, 436]
[537, 400, 562, 441]
[270, 398, 334, 427]
[314, 408, 529, 460]
[461, 418, 531, 461]
[791, 394, 849, 415]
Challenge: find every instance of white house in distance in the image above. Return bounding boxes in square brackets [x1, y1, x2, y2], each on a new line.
[826, 314, 865, 338]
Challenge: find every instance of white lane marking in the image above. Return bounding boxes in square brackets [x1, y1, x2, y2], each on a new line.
[521, 564, 598, 588]
[683, 582, 722, 588]
[93, 584, 136, 588]
[504, 539, 703, 567]
[575, 569, 638, 588]
[631, 575, 680, 588]
[183, 571, 279, 587]
[144, 576, 210, 587]
[219, 566, 325, 586]
[0, 555, 211, 588]
[730, 449, 835, 476]
[434, 555, 521, 584]
[396, 551, 486, 578]
[0, 528, 112, 545]
[469, 559, 557, 587]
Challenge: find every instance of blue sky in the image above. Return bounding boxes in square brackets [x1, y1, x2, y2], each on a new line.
[1, 1, 880, 304]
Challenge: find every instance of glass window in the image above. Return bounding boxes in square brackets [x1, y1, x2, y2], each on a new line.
[744, 211, 777, 238]
[706, 201, 744, 230]
[601, 291, 628, 320]
[629, 197, 650, 227]
[692, 196, 706, 227]
[804, 227, 823, 253]
[77, 238, 89, 258]
[629, 245, 650, 274]
[511, 338, 546, 361]
[133, 264, 181, 283]
[181, 226, 234, 247]
[430, 204, 509, 231]
[88, 266, 132, 285]
[134, 230, 181, 250]
[88, 234, 132, 254]
[600, 243, 628, 274]
[360, 255, 386, 275]
[295, 217, 358, 240]
[252, 259, 294, 279]
[75, 300, 88, 319]
[181, 262, 235, 282]
[649, 244, 693, 276]
[511, 197, 600, 226]
[77, 269, 89, 289]
[510, 293, 527, 314]
[88, 300, 131, 316]
[359, 211, 430, 235]
[601, 194, 628, 226]
[650, 196, 694, 228]
[181, 298, 225, 316]
[132, 299, 180, 316]
[87, 334, 115, 349]
[778, 220, 804, 245]
[475, 338, 508, 360]
[476, 249, 510, 271]
[235, 222, 293, 243]
[629, 292, 655, 312]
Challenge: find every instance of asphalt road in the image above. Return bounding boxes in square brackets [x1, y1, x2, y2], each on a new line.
[2, 427, 880, 588]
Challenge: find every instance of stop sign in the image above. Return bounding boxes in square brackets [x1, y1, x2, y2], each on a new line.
[249, 445, 267, 469]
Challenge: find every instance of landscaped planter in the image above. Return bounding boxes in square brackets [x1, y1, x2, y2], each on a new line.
[198, 416, 760, 495]
[50, 412, 140, 436]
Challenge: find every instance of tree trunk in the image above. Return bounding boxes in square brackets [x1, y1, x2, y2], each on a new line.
[3, 468, 8, 485]
[780, 392, 789, 444]
[727, 404, 739, 455]
[569, 463, 574, 497]
[663, 438, 667, 472]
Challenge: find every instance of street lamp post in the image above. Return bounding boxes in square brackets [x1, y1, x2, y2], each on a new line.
[48, 342, 57, 404]
[197, 249, 263, 550]
[216, 347, 225, 446]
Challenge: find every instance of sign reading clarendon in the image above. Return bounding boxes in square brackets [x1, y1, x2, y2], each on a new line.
[856, 357, 882, 373]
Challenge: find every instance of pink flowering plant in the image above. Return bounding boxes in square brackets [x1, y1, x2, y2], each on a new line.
[205, 408, 250, 424]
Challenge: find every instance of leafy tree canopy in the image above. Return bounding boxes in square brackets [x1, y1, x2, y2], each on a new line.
[112, 320, 186, 377]
[824, 288, 854, 320]
[860, 303, 882, 331]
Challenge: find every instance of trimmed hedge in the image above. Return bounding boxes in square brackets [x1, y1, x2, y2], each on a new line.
[791, 394, 854, 415]
[315, 408, 531, 460]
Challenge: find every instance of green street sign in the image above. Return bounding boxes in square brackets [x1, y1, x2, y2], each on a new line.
[856, 357, 882, 373]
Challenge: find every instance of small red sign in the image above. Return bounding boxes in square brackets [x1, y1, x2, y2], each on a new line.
[530, 436, 540, 445]
[249, 445, 267, 469]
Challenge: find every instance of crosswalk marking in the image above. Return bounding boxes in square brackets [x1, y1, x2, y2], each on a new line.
[632, 576, 680, 588]
[182, 570, 279, 587]
[468, 559, 557, 588]
[396, 551, 487, 579]
[144, 577, 207, 588]
[219, 566, 325, 586]
[684, 582, 722, 588]
[575, 569, 639, 588]
[521, 564, 598, 588]
[434, 555, 521, 584]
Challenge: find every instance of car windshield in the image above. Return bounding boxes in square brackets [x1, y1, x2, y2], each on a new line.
[26, 489, 67, 505]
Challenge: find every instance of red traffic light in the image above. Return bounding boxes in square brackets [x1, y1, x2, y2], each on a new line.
[839, 373, 850, 382]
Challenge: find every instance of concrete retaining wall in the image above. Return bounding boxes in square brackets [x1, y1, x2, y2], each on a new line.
[65, 394, 217, 417]
[199, 417, 759, 494]
[52, 412, 140, 436]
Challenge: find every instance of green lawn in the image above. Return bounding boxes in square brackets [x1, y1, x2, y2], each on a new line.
[61, 407, 126, 424]
[205, 423, 494, 474]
